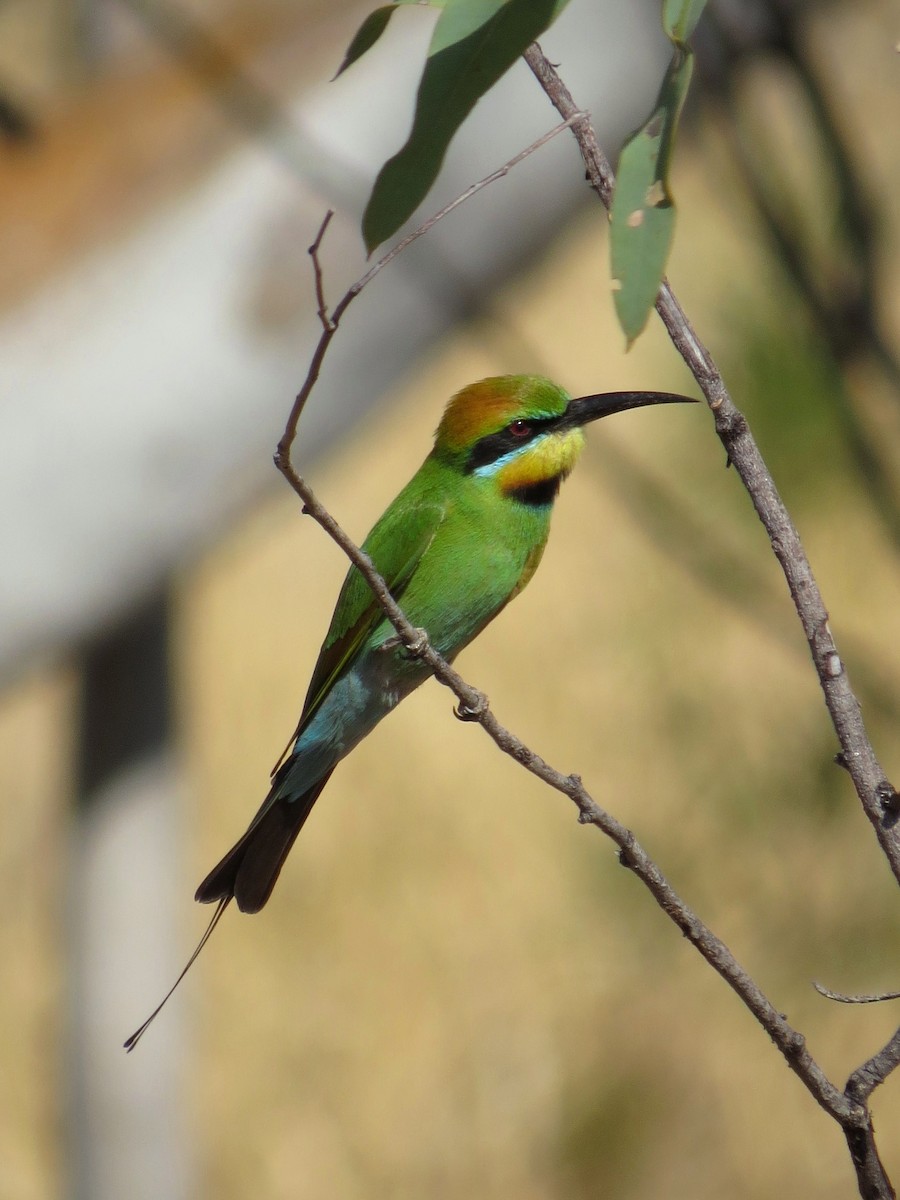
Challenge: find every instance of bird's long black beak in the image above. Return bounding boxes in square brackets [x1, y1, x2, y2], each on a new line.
[562, 391, 697, 429]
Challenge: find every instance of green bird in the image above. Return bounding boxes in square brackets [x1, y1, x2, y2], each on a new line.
[125, 374, 692, 1048]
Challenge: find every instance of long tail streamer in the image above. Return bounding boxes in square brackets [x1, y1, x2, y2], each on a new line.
[123, 897, 231, 1052]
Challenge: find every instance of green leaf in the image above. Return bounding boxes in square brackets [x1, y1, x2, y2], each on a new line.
[610, 46, 693, 345]
[362, 0, 571, 254]
[334, 8, 396, 79]
[662, 0, 708, 44]
[608, 0, 706, 343]
[334, 2, 444, 80]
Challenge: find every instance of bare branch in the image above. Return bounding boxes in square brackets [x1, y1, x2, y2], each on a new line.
[276, 113, 585, 465]
[309, 210, 335, 331]
[521, 41, 900, 892]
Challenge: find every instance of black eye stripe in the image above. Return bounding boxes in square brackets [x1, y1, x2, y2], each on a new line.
[465, 415, 558, 473]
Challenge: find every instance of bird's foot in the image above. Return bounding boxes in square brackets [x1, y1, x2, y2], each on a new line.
[381, 627, 430, 660]
[403, 627, 430, 658]
[453, 692, 488, 722]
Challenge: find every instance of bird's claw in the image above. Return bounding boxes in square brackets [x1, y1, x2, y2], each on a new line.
[381, 628, 430, 659]
[453, 694, 487, 722]
[403, 628, 430, 658]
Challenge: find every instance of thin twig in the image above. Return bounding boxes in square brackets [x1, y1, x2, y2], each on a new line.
[521, 41, 900, 893]
[843, 1023, 900, 1199]
[847, 1025, 900, 1103]
[276, 112, 585, 462]
[309, 210, 334, 330]
[815, 984, 900, 1005]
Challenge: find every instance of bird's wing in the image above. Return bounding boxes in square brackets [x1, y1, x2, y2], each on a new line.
[298, 495, 448, 730]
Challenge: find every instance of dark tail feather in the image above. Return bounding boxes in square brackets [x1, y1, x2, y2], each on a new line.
[124, 770, 334, 1051]
[194, 770, 335, 914]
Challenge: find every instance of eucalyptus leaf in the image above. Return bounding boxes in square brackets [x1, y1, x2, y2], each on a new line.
[662, 0, 709, 44]
[362, 0, 571, 254]
[610, 47, 693, 344]
[334, 2, 444, 80]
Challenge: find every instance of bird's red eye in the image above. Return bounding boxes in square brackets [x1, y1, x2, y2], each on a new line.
[508, 419, 532, 438]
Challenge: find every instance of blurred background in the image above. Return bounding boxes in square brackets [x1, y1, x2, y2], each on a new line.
[2, 0, 900, 1197]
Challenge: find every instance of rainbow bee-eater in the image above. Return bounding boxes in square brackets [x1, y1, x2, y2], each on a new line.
[125, 374, 692, 1047]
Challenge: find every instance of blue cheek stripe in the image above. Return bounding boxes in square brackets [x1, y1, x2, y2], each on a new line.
[472, 433, 549, 479]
